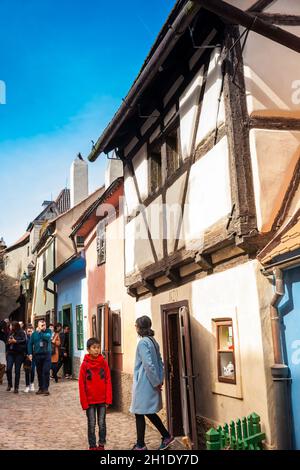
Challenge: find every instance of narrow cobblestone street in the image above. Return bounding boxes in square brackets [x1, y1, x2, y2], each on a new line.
[0, 376, 184, 451]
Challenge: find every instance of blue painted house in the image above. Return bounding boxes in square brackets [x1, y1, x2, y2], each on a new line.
[259, 210, 300, 449]
[45, 252, 88, 378]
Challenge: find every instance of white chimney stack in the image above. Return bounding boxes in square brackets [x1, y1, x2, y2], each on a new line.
[70, 153, 88, 207]
[105, 152, 123, 189]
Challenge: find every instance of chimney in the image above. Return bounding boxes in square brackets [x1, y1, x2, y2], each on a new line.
[70, 153, 88, 207]
[105, 152, 123, 189]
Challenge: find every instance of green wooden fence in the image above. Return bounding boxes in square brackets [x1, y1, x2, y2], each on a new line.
[206, 412, 265, 450]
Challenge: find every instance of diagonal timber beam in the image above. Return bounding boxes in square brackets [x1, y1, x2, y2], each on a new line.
[194, 0, 300, 54]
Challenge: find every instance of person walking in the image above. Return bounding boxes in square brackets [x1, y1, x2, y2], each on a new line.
[130, 315, 174, 451]
[6, 321, 27, 393]
[0, 320, 9, 385]
[28, 319, 52, 396]
[23, 324, 36, 393]
[51, 325, 61, 383]
[0, 320, 8, 385]
[61, 325, 72, 378]
[79, 337, 112, 450]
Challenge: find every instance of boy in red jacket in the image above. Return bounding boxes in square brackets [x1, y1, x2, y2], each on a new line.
[79, 337, 112, 450]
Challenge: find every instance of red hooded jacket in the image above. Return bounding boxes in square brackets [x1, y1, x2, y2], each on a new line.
[79, 354, 112, 410]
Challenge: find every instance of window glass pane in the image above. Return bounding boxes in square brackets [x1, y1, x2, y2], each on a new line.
[218, 325, 234, 350]
[150, 149, 162, 193]
[219, 351, 235, 380]
[166, 128, 180, 176]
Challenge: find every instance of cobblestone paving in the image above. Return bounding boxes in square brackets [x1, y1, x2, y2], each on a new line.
[0, 376, 185, 451]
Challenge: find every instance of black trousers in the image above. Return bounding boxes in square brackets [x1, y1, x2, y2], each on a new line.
[6, 353, 24, 389]
[135, 413, 169, 447]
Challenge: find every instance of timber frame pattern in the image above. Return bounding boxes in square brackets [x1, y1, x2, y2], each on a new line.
[87, 1, 300, 300]
[124, 19, 262, 300]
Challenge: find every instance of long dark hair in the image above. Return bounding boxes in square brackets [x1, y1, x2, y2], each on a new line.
[135, 316, 154, 337]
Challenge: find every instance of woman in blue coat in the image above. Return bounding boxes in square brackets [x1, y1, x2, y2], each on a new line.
[130, 315, 174, 450]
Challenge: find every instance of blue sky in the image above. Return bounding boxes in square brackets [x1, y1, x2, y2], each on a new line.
[0, 0, 175, 245]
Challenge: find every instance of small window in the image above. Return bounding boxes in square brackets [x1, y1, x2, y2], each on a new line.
[27, 246, 30, 257]
[216, 320, 236, 384]
[76, 236, 84, 247]
[96, 221, 106, 266]
[76, 305, 84, 351]
[149, 142, 162, 194]
[166, 127, 180, 177]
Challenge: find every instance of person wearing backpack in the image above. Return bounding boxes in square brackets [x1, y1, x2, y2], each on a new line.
[130, 315, 174, 451]
[51, 325, 61, 383]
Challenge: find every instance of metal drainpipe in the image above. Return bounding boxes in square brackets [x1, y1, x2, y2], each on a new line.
[270, 268, 292, 450]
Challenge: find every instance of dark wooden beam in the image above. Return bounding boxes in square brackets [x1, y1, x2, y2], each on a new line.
[165, 267, 181, 284]
[194, 253, 213, 271]
[254, 14, 300, 26]
[142, 279, 156, 294]
[196, 0, 300, 53]
[223, 25, 258, 245]
[249, 116, 300, 131]
[127, 287, 137, 298]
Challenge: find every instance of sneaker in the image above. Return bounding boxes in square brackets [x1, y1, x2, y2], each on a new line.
[158, 435, 174, 450]
[96, 444, 105, 450]
[23, 386, 30, 393]
[29, 383, 35, 392]
[131, 444, 147, 450]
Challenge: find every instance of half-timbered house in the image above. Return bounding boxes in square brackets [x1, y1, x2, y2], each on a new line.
[88, 0, 300, 449]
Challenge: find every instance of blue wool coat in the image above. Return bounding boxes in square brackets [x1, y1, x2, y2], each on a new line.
[130, 336, 164, 415]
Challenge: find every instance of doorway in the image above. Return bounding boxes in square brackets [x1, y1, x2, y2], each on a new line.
[95, 304, 112, 368]
[161, 301, 198, 449]
[62, 305, 73, 375]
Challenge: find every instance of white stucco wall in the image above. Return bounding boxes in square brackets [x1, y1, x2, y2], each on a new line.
[195, 48, 225, 146]
[249, 129, 300, 232]
[125, 196, 164, 275]
[266, 0, 300, 14]
[243, 26, 300, 117]
[128, 259, 274, 444]
[179, 66, 204, 160]
[125, 137, 232, 273]
[185, 137, 232, 244]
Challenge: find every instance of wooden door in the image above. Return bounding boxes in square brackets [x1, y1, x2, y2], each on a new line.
[161, 301, 198, 449]
[97, 303, 112, 368]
